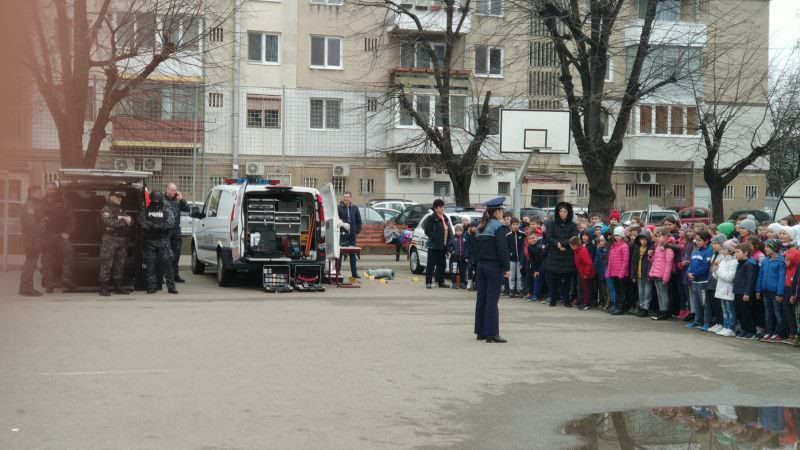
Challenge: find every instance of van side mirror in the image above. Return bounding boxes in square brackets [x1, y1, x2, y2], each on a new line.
[190, 206, 204, 219]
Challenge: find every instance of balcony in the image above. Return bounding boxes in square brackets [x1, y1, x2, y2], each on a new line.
[624, 19, 707, 48]
[390, 67, 471, 91]
[622, 134, 700, 165]
[386, 8, 471, 34]
[111, 116, 202, 149]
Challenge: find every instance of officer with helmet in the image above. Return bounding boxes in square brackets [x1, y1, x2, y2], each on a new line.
[98, 191, 133, 297]
[139, 191, 178, 294]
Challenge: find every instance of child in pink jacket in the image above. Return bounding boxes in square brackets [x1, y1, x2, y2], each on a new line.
[649, 228, 676, 320]
[606, 226, 630, 315]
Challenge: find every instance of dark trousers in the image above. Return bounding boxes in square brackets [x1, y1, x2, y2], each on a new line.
[338, 234, 358, 277]
[425, 248, 446, 285]
[709, 291, 723, 325]
[19, 241, 41, 293]
[548, 272, 572, 306]
[43, 234, 73, 288]
[612, 277, 627, 311]
[735, 294, 756, 333]
[169, 229, 182, 278]
[780, 298, 797, 336]
[474, 261, 503, 337]
[579, 277, 594, 307]
[99, 236, 127, 288]
[449, 255, 467, 286]
[144, 240, 175, 291]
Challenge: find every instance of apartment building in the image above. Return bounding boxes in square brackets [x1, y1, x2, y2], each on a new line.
[19, 0, 771, 215]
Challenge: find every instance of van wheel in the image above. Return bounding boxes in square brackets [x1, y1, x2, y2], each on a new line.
[191, 242, 205, 274]
[409, 249, 423, 274]
[216, 252, 234, 287]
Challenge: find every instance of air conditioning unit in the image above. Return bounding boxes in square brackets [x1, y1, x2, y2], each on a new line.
[476, 163, 492, 176]
[142, 157, 162, 172]
[397, 163, 416, 179]
[634, 172, 658, 184]
[245, 161, 265, 176]
[113, 158, 135, 171]
[419, 167, 434, 180]
[332, 164, 350, 177]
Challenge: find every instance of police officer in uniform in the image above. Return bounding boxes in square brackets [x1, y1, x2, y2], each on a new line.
[164, 183, 189, 283]
[473, 197, 510, 343]
[42, 182, 76, 293]
[98, 191, 133, 297]
[19, 185, 45, 296]
[139, 191, 178, 294]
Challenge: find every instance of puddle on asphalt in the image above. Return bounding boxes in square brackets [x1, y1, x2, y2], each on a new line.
[564, 406, 799, 449]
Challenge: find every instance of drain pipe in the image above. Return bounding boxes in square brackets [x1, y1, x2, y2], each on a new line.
[231, 0, 242, 177]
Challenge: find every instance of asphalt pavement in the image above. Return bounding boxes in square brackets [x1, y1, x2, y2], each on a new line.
[1, 255, 799, 449]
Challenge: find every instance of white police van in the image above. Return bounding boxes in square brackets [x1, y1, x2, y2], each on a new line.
[190, 178, 340, 291]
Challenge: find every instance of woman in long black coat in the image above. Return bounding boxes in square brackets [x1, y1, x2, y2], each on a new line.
[544, 201, 578, 307]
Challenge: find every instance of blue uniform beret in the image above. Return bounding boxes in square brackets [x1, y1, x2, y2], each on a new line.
[483, 197, 506, 208]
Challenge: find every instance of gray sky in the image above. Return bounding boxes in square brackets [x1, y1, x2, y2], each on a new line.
[770, 0, 800, 65]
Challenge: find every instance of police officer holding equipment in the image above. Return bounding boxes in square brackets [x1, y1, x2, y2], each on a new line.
[19, 185, 45, 296]
[164, 183, 190, 283]
[42, 182, 76, 293]
[98, 191, 132, 297]
[473, 197, 510, 343]
[139, 191, 178, 294]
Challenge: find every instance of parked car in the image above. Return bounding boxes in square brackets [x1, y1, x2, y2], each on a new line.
[57, 169, 151, 290]
[728, 209, 771, 224]
[677, 207, 712, 225]
[520, 207, 546, 221]
[368, 199, 417, 212]
[180, 201, 203, 236]
[190, 179, 338, 290]
[373, 207, 402, 222]
[358, 205, 387, 225]
[447, 210, 483, 228]
[395, 204, 431, 229]
[620, 209, 681, 227]
[407, 210, 456, 275]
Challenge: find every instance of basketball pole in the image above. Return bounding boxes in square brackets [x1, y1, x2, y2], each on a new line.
[512, 149, 539, 218]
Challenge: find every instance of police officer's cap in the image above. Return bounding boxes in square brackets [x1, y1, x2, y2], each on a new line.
[483, 197, 506, 208]
[150, 191, 164, 203]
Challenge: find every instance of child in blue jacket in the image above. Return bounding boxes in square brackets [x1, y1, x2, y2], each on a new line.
[756, 240, 786, 342]
[688, 230, 714, 330]
[447, 224, 469, 289]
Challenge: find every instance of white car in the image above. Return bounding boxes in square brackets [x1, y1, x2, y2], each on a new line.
[190, 179, 340, 290]
[369, 199, 417, 212]
[407, 210, 456, 275]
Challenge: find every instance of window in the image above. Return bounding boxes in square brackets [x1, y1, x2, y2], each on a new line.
[638, 105, 698, 136]
[436, 96, 466, 128]
[474, 46, 503, 76]
[311, 0, 344, 5]
[114, 12, 156, 50]
[723, 185, 735, 199]
[498, 182, 511, 196]
[686, 107, 698, 135]
[433, 181, 451, 196]
[473, 105, 500, 135]
[248, 32, 279, 63]
[310, 98, 342, 129]
[624, 184, 638, 198]
[476, 0, 503, 16]
[600, 110, 610, 137]
[360, 178, 375, 195]
[648, 184, 663, 198]
[303, 177, 318, 188]
[400, 41, 446, 69]
[639, 0, 679, 21]
[670, 106, 683, 134]
[655, 105, 668, 134]
[399, 95, 464, 128]
[576, 182, 589, 198]
[209, 27, 223, 43]
[639, 105, 653, 134]
[745, 185, 759, 200]
[204, 189, 221, 218]
[332, 177, 347, 195]
[605, 54, 613, 82]
[247, 95, 281, 128]
[310, 36, 342, 69]
[673, 184, 686, 198]
[161, 14, 201, 51]
[366, 98, 378, 113]
[208, 92, 223, 108]
[364, 37, 379, 51]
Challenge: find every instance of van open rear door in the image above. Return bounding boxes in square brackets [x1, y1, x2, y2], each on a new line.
[319, 183, 340, 259]
[231, 182, 248, 262]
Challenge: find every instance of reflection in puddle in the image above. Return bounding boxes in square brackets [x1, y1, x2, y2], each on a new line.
[564, 406, 800, 449]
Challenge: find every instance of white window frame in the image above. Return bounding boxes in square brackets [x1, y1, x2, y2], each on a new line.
[474, 46, 504, 78]
[745, 185, 759, 200]
[605, 53, 613, 82]
[248, 32, 281, 65]
[310, 98, 342, 130]
[303, 177, 318, 188]
[396, 95, 466, 129]
[310, 35, 343, 70]
[400, 42, 446, 69]
[311, 0, 344, 5]
[475, 0, 503, 16]
[636, 104, 698, 137]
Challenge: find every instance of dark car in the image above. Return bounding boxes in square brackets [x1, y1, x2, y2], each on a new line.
[728, 209, 771, 224]
[57, 169, 151, 290]
[395, 204, 431, 229]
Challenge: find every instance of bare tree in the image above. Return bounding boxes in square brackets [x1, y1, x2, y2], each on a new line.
[347, 0, 529, 206]
[508, 0, 703, 213]
[22, 0, 231, 168]
[686, 15, 800, 223]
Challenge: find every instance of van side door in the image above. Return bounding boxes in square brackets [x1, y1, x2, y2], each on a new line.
[198, 189, 221, 262]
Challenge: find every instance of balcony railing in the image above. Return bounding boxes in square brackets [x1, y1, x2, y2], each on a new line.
[390, 67, 471, 91]
[624, 19, 707, 48]
[386, 8, 471, 34]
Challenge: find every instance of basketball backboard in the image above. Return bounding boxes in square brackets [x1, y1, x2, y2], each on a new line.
[499, 109, 571, 154]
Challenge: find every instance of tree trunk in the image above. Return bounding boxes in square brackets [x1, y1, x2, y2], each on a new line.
[450, 170, 472, 207]
[584, 159, 616, 215]
[708, 179, 726, 224]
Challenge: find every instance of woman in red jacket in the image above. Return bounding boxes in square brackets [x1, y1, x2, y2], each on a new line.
[570, 236, 596, 310]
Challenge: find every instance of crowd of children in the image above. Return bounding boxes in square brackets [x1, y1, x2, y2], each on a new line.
[451, 204, 800, 347]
